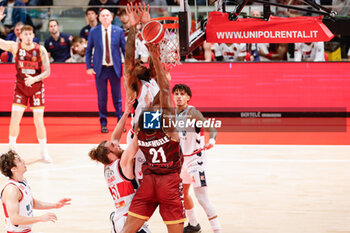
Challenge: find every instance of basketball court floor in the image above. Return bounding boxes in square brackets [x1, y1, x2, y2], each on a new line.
[0, 142, 349, 233]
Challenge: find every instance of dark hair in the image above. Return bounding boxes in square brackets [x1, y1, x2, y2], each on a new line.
[21, 25, 34, 33]
[72, 36, 83, 44]
[86, 7, 98, 15]
[172, 84, 192, 98]
[48, 19, 59, 27]
[117, 8, 126, 17]
[88, 141, 110, 165]
[0, 150, 17, 178]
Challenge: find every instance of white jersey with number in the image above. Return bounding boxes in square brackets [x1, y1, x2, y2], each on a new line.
[131, 78, 159, 129]
[1, 179, 33, 233]
[104, 159, 137, 220]
[128, 78, 159, 180]
[176, 106, 208, 187]
[176, 106, 204, 155]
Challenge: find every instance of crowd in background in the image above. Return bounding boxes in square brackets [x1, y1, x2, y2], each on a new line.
[0, 0, 349, 63]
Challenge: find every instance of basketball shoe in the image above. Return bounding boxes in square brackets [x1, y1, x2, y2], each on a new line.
[184, 223, 201, 233]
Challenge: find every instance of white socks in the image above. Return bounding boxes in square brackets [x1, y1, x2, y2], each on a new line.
[38, 138, 52, 163]
[185, 208, 199, 226]
[209, 217, 222, 233]
[9, 136, 17, 151]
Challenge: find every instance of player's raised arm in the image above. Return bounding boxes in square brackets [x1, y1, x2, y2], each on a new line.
[111, 97, 135, 142]
[124, 3, 140, 91]
[147, 44, 172, 110]
[0, 7, 16, 53]
[2, 185, 58, 225]
[190, 107, 217, 150]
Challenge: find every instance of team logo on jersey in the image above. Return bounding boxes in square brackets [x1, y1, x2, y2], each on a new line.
[32, 51, 37, 62]
[49, 42, 53, 46]
[60, 37, 65, 43]
[105, 169, 114, 179]
[143, 110, 161, 129]
[26, 204, 30, 211]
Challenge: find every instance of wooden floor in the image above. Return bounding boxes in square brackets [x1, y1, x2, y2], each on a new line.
[0, 144, 350, 233]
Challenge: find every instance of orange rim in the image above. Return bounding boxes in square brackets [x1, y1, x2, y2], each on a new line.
[150, 17, 179, 29]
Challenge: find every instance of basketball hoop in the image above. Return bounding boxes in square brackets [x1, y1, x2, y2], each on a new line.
[150, 17, 181, 69]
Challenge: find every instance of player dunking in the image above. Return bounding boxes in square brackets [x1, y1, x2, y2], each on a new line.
[0, 150, 71, 233]
[89, 98, 150, 233]
[124, 3, 160, 180]
[121, 44, 185, 233]
[172, 84, 222, 233]
[0, 7, 52, 163]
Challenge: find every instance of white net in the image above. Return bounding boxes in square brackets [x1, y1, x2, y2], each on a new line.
[159, 26, 181, 69]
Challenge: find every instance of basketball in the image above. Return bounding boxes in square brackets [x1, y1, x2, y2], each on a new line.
[141, 21, 165, 44]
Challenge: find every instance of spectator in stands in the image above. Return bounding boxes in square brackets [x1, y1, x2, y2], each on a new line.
[214, 43, 247, 61]
[44, 19, 72, 62]
[89, 0, 118, 15]
[116, 8, 130, 32]
[294, 42, 325, 61]
[332, 0, 350, 16]
[4, 21, 39, 62]
[0, 0, 26, 36]
[70, 36, 87, 63]
[251, 9, 261, 17]
[80, 8, 99, 42]
[258, 43, 288, 61]
[142, 0, 169, 18]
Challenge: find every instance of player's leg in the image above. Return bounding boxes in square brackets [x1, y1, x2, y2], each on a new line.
[158, 173, 186, 232]
[166, 223, 184, 233]
[181, 158, 201, 232]
[33, 109, 52, 163]
[124, 174, 158, 233]
[193, 186, 221, 233]
[9, 104, 25, 150]
[120, 215, 147, 233]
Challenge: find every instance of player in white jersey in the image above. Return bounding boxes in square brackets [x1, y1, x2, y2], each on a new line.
[0, 150, 71, 233]
[172, 84, 222, 233]
[89, 97, 150, 233]
[123, 3, 161, 180]
[294, 42, 325, 62]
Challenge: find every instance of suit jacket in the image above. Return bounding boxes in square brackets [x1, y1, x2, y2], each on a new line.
[85, 24, 125, 78]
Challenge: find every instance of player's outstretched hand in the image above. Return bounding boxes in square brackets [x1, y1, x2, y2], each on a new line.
[55, 198, 71, 208]
[126, 2, 141, 27]
[146, 43, 161, 59]
[24, 74, 36, 87]
[40, 212, 57, 223]
[138, 2, 150, 25]
[0, 6, 6, 21]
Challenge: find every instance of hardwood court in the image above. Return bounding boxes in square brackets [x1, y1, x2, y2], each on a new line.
[0, 144, 350, 233]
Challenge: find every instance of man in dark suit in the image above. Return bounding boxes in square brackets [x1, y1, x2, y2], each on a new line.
[86, 8, 126, 133]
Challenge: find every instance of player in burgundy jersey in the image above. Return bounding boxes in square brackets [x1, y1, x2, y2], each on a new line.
[120, 44, 185, 233]
[0, 7, 52, 163]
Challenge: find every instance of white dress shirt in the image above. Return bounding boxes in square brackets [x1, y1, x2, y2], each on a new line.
[101, 25, 113, 66]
